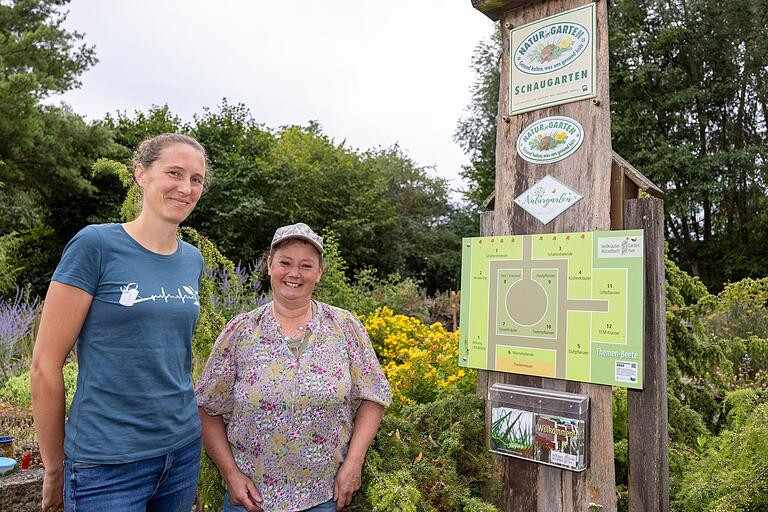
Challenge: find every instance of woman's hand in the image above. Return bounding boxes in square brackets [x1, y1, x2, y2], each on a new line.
[41, 466, 64, 510]
[198, 408, 263, 511]
[333, 459, 362, 510]
[223, 469, 263, 512]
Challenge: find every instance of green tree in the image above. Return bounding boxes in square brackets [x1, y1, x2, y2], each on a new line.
[454, 28, 500, 209]
[610, 0, 768, 290]
[0, 0, 101, 233]
[106, 102, 469, 292]
[364, 147, 469, 292]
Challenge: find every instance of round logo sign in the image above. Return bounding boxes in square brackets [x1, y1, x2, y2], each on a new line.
[516, 116, 584, 164]
[514, 22, 589, 75]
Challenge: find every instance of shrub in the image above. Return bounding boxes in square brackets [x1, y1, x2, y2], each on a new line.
[0, 362, 78, 412]
[672, 390, 768, 511]
[314, 233, 429, 320]
[358, 387, 500, 512]
[363, 307, 474, 407]
[207, 261, 269, 319]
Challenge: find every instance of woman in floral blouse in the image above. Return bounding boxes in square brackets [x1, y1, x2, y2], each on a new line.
[196, 223, 392, 512]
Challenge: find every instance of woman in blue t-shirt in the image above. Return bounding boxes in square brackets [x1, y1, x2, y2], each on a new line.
[31, 133, 209, 512]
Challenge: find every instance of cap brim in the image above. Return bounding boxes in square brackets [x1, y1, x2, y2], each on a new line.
[271, 235, 324, 254]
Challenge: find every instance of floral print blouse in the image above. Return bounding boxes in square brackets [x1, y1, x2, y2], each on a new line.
[195, 301, 392, 512]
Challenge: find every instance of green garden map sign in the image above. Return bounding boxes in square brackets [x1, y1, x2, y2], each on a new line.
[459, 230, 645, 389]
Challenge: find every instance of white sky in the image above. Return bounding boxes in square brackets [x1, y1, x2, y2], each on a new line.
[52, 1, 496, 198]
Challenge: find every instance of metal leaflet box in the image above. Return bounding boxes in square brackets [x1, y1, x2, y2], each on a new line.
[488, 383, 590, 472]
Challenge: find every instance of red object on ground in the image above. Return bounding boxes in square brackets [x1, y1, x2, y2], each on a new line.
[21, 451, 30, 470]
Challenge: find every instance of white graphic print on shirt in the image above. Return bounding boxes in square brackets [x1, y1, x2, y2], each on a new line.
[118, 283, 199, 307]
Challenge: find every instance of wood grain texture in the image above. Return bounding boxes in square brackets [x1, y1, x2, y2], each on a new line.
[483, 1, 617, 510]
[625, 199, 669, 512]
[472, 0, 539, 20]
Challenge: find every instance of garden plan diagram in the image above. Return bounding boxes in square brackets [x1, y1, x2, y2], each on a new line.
[459, 230, 644, 389]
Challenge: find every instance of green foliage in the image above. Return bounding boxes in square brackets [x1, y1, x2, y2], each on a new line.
[0, 0, 101, 234]
[91, 158, 141, 222]
[664, 248, 726, 431]
[314, 232, 429, 321]
[2, 223, 61, 297]
[358, 387, 499, 512]
[178, 226, 231, 366]
[0, 362, 78, 412]
[108, 102, 466, 293]
[672, 391, 768, 511]
[609, 0, 768, 291]
[198, 453, 226, 510]
[454, 28, 501, 208]
[0, 233, 22, 295]
[312, 231, 353, 308]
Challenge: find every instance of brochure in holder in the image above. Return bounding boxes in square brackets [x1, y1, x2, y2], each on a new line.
[488, 383, 589, 471]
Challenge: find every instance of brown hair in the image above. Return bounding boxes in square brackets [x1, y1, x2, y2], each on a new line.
[132, 133, 212, 188]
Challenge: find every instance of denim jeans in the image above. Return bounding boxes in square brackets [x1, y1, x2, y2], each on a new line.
[223, 491, 337, 512]
[63, 436, 201, 512]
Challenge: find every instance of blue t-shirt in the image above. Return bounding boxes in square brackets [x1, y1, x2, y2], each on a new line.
[52, 223, 203, 463]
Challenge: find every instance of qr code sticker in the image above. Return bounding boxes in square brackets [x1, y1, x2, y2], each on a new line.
[615, 361, 638, 383]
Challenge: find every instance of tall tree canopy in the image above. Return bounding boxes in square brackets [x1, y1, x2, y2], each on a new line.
[610, 0, 768, 290]
[454, 29, 500, 209]
[0, 0, 110, 234]
[455, 1, 768, 290]
[107, 102, 467, 293]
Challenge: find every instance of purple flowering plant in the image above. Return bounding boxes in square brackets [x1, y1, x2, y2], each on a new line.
[0, 287, 40, 382]
[207, 261, 270, 319]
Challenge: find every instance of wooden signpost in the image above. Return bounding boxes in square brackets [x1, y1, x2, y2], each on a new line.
[469, 1, 668, 511]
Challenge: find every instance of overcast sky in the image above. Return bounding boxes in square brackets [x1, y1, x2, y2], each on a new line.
[52, 1, 496, 198]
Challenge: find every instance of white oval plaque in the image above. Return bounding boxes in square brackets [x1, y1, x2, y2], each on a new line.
[516, 116, 584, 164]
[514, 22, 590, 75]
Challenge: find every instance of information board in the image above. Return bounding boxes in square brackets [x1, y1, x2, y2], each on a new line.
[459, 230, 644, 389]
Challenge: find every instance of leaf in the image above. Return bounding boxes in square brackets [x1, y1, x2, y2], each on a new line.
[395, 429, 401, 440]
[413, 452, 423, 464]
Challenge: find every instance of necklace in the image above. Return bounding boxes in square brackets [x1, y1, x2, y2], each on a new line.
[274, 302, 316, 345]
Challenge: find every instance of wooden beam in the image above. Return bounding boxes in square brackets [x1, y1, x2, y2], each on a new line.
[472, 0, 537, 20]
[612, 151, 664, 198]
[625, 199, 669, 512]
[610, 159, 625, 230]
[482, 0, 616, 510]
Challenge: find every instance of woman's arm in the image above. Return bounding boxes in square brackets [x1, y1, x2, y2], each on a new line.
[30, 282, 92, 510]
[198, 408, 263, 512]
[333, 400, 385, 509]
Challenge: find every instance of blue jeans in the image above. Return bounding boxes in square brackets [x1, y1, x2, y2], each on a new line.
[63, 436, 201, 512]
[224, 491, 337, 512]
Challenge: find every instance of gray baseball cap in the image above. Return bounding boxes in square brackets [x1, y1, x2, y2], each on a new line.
[270, 222, 324, 255]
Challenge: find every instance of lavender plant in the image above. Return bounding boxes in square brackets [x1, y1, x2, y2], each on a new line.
[0, 287, 40, 382]
[207, 261, 269, 319]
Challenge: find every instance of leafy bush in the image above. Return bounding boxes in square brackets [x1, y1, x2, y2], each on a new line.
[363, 307, 473, 407]
[0, 233, 22, 296]
[0, 362, 78, 412]
[358, 387, 499, 512]
[314, 232, 429, 320]
[672, 390, 768, 511]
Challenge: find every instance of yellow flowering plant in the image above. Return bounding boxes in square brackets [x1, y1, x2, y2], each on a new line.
[364, 307, 474, 407]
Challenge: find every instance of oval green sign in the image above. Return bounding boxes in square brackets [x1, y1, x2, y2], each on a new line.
[516, 116, 584, 164]
[514, 22, 590, 75]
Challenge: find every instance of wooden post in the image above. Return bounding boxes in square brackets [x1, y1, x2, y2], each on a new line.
[625, 199, 669, 512]
[473, 0, 616, 510]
